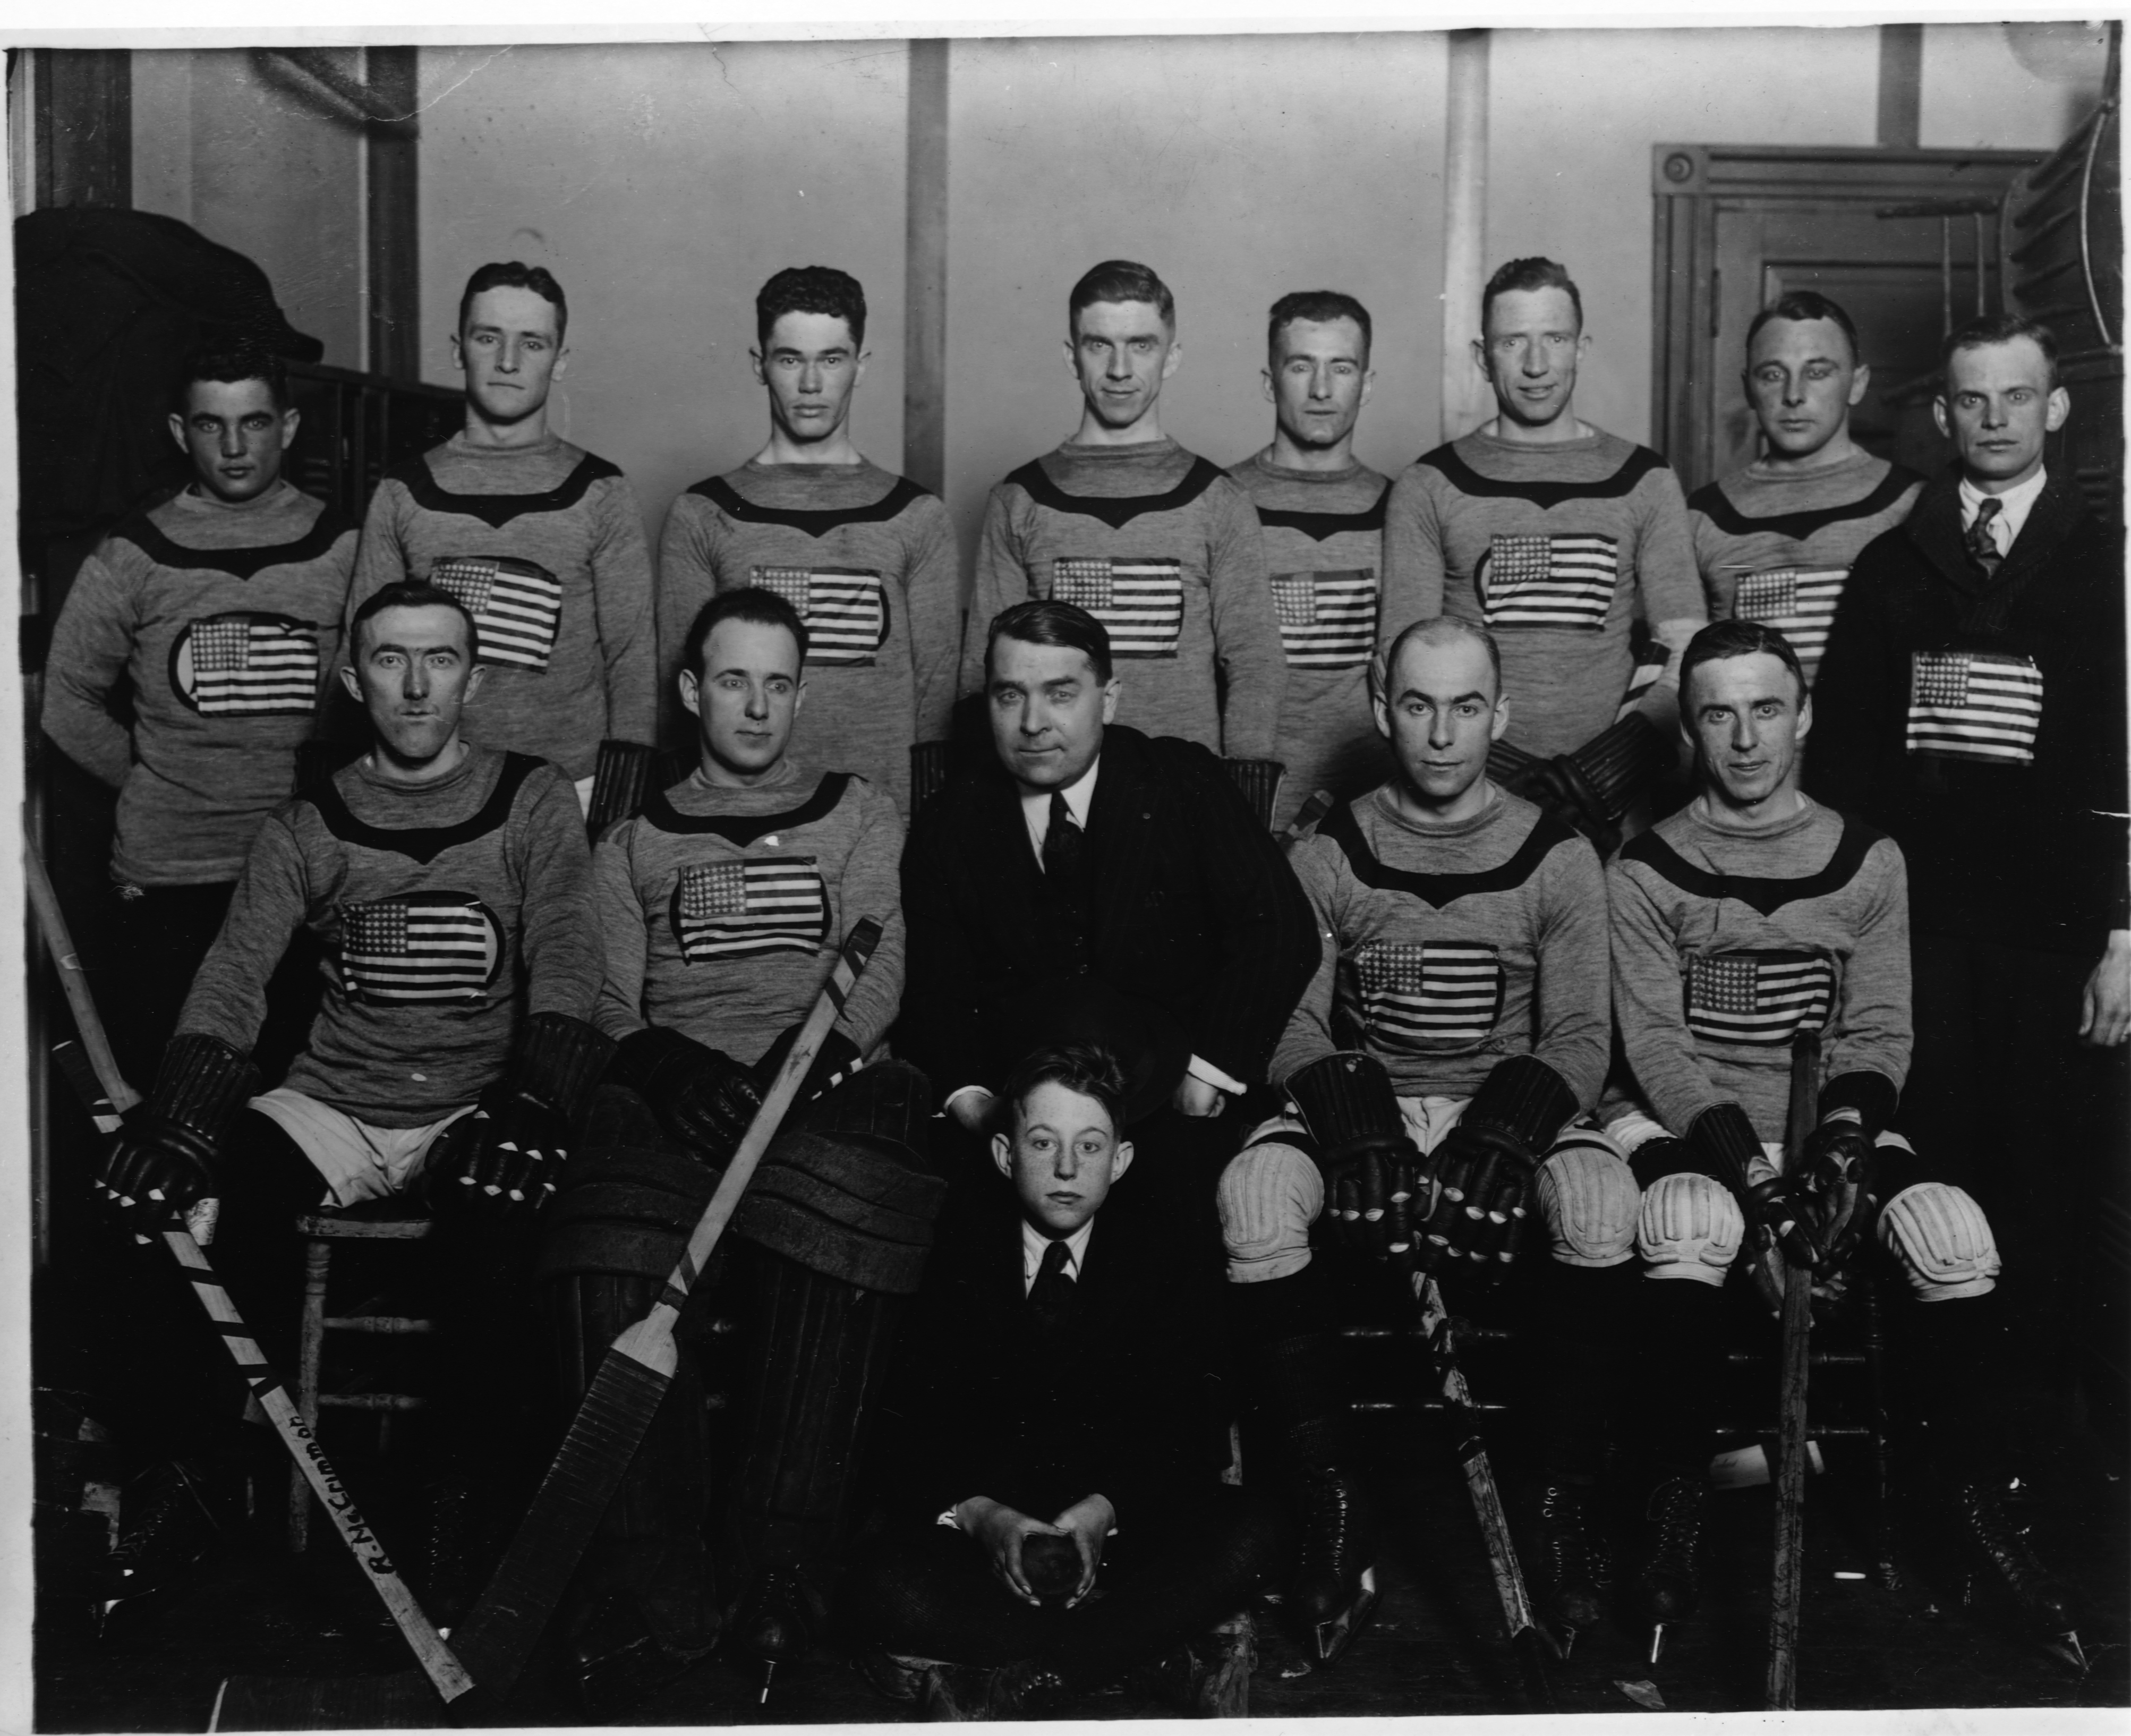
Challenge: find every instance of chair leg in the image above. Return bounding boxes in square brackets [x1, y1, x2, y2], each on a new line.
[1860, 1272, 1904, 1590]
[287, 1238, 332, 1553]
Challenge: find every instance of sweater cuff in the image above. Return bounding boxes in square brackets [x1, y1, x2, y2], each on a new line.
[1817, 1069, 1898, 1139]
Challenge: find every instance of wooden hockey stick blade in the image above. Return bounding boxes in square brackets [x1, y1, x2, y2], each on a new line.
[41, 1048, 472, 1707]
[446, 916, 886, 1698]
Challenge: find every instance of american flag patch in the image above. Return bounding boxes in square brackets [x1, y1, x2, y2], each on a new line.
[1477, 534, 1619, 631]
[1269, 569, 1376, 668]
[1685, 951, 1834, 1046]
[337, 893, 501, 1003]
[1049, 556, 1184, 658]
[1906, 650, 2044, 765]
[430, 557, 564, 670]
[1356, 940, 1504, 1046]
[672, 856, 828, 962]
[176, 612, 319, 716]
[749, 566, 887, 666]
[1734, 567, 1847, 676]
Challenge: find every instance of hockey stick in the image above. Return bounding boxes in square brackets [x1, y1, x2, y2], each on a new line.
[1414, 1271, 1557, 1710]
[27, 853, 474, 1708]
[1765, 1028, 1821, 1711]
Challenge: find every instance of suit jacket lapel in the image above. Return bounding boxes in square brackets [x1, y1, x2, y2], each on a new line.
[1085, 729, 1161, 949]
[1906, 469, 1982, 595]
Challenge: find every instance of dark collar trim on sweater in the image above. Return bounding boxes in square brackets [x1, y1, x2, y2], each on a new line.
[1415, 441, 1667, 511]
[1320, 798, 1576, 907]
[1003, 455, 1226, 530]
[1251, 482, 1392, 541]
[640, 771, 852, 846]
[390, 450, 619, 529]
[112, 503, 354, 581]
[304, 752, 541, 865]
[1619, 813, 1883, 915]
[1687, 464, 1922, 543]
[687, 473, 929, 539]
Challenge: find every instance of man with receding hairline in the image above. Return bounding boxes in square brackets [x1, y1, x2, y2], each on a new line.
[957, 260, 1284, 764]
[1689, 290, 1922, 687]
[1230, 291, 1417, 830]
[1384, 256, 1705, 851]
[349, 261, 657, 802]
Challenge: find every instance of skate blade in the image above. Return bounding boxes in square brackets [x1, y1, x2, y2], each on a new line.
[1534, 1619, 1575, 1662]
[1647, 1622, 1666, 1665]
[1310, 1568, 1380, 1667]
[2042, 1629, 2089, 1674]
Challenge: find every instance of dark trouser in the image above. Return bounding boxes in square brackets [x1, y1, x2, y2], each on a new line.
[842, 1486, 1292, 1687]
[1897, 934, 2129, 1383]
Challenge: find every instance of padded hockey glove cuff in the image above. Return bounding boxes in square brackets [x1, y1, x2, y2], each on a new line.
[1486, 737, 1547, 796]
[1542, 713, 1671, 829]
[1689, 1100, 1819, 1268]
[1816, 1069, 1898, 1141]
[1461, 1053, 1579, 1154]
[101, 1033, 260, 1234]
[448, 1015, 616, 1214]
[1284, 1051, 1421, 1263]
[611, 1026, 764, 1161]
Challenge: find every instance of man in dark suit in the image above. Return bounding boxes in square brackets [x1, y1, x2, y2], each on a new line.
[844, 1045, 1290, 1718]
[1808, 314, 2127, 1410]
[900, 597, 1319, 1230]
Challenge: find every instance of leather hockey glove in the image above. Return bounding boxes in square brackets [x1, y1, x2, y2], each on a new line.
[1795, 1071, 1894, 1274]
[753, 1023, 866, 1109]
[99, 1033, 260, 1239]
[1284, 1051, 1423, 1264]
[609, 1025, 765, 1163]
[1418, 1054, 1578, 1274]
[1687, 1099, 1822, 1270]
[444, 1012, 615, 1215]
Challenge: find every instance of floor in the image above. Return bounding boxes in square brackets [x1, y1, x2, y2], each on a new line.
[35, 1374, 2129, 1731]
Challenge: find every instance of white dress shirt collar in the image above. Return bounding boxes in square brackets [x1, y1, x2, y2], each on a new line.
[1959, 465, 2048, 555]
[1021, 1216, 1095, 1295]
[1021, 756, 1101, 863]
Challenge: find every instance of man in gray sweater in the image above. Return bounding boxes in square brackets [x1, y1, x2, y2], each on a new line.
[657, 267, 959, 814]
[1230, 291, 1414, 831]
[92, 579, 610, 1604]
[558, 584, 935, 1713]
[1384, 257, 1706, 849]
[348, 262, 657, 801]
[959, 260, 1283, 762]
[42, 344, 358, 1078]
[1606, 618, 2077, 1662]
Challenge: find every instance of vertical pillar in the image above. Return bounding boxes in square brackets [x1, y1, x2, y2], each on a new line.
[1878, 23, 1923, 149]
[903, 38, 949, 495]
[35, 48, 131, 210]
[364, 46, 420, 381]
[1441, 30, 1489, 442]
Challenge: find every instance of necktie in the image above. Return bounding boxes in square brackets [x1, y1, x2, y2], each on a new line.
[1042, 790, 1085, 883]
[1027, 1237, 1078, 1334]
[1966, 496, 2005, 580]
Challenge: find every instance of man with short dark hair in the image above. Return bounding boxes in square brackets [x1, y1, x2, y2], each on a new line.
[657, 267, 959, 814]
[1809, 313, 2128, 1414]
[906, 599, 1316, 1186]
[1688, 290, 1922, 687]
[1220, 614, 1609, 1660]
[42, 345, 359, 1077]
[1230, 291, 1415, 829]
[1384, 257, 1706, 850]
[846, 1044, 1288, 1720]
[1609, 616, 2077, 1659]
[348, 261, 657, 804]
[88, 579, 607, 1603]
[957, 261, 1284, 763]
[553, 583, 927, 1709]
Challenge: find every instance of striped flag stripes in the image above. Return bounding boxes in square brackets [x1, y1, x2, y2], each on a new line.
[431, 556, 565, 669]
[180, 613, 319, 716]
[1734, 567, 1848, 675]
[1685, 951, 1835, 1046]
[1357, 940, 1505, 1045]
[1906, 650, 2044, 765]
[672, 857, 829, 961]
[1271, 568, 1377, 668]
[1049, 556, 1185, 657]
[750, 566, 888, 665]
[338, 894, 500, 1002]
[1478, 533, 1620, 631]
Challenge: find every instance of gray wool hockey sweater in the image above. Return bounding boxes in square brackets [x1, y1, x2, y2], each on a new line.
[348, 433, 657, 779]
[1383, 428, 1705, 756]
[656, 458, 959, 814]
[959, 438, 1284, 759]
[42, 481, 358, 888]
[1689, 452, 1922, 685]
[177, 747, 600, 1124]
[1275, 785, 1610, 1107]
[1228, 449, 1401, 830]
[592, 759, 905, 1066]
[1608, 795, 1910, 1144]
